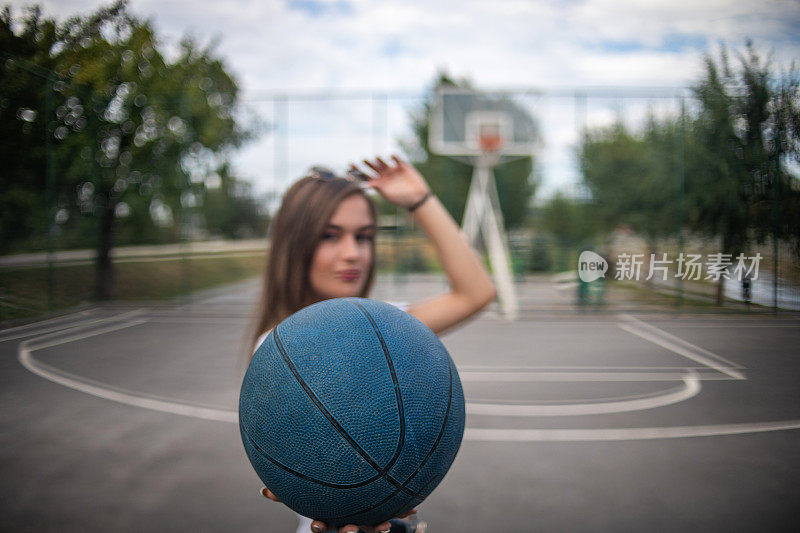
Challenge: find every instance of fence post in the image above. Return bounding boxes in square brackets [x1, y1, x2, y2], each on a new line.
[45, 77, 55, 310]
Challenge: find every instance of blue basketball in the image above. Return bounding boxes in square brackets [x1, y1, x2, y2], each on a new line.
[239, 297, 465, 527]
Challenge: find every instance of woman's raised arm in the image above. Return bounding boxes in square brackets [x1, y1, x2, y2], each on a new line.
[360, 156, 496, 334]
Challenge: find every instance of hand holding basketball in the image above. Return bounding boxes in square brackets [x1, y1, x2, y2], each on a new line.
[354, 156, 431, 210]
[260, 487, 415, 533]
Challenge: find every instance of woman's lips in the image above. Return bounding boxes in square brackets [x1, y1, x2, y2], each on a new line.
[337, 270, 361, 282]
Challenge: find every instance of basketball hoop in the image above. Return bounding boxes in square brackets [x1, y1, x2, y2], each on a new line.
[427, 88, 533, 320]
[479, 133, 502, 153]
[430, 89, 536, 160]
[464, 112, 509, 155]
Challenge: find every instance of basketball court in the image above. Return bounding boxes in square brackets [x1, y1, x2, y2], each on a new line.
[2, 274, 799, 531]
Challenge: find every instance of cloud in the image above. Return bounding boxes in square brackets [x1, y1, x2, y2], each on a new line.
[7, 0, 799, 197]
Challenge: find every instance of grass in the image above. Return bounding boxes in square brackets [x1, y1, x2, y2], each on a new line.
[0, 235, 441, 324]
[613, 279, 778, 313]
[7, 236, 789, 325]
[0, 253, 266, 323]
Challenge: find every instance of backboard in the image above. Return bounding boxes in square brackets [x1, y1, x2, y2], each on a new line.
[429, 87, 538, 158]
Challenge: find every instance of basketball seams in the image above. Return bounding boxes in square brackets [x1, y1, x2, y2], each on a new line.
[409, 366, 463, 499]
[401, 356, 455, 488]
[347, 299, 407, 472]
[273, 325, 417, 498]
[323, 354, 456, 522]
[239, 421, 384, 489]
[242, 333, 377, 484]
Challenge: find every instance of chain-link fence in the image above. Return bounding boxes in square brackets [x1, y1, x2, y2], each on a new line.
[2, 56, 798, 321]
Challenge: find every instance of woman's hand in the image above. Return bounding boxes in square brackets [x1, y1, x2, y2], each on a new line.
[354, 156, 430, 210]
[261, 487, 416, 533]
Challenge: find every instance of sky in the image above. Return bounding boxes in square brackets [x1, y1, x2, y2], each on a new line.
[7, 0, 800, 203]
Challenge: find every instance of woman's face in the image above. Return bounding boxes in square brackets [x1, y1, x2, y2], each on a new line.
[308, 194, 375, 301]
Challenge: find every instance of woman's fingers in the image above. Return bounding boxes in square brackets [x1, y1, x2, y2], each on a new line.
[349, 163, 366, 175]
[346, 522, 391, 533]
[308, 516, 399, 533]
[374, 156, 390, 171]
[347, 164, 373, 182]
[362, 159, 380, 173]
[260, 487, 280, 502]
[363, 157, 393, 175]
[312, 520, 392, 533]
[396, 508, 417, 519]
[310, 522, 358, 533]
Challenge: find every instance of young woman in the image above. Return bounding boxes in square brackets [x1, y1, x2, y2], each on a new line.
[247, 156, 496, 533]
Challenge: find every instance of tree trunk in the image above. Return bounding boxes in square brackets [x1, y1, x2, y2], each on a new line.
[95, 203, 115, 301]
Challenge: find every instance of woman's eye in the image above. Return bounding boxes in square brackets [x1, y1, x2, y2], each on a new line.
[358, 234, 375, 242]
[321, 232, 337, 241]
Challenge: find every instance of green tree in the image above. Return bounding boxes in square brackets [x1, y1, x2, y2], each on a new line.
[687, 42, 800, 302]
[1, 1, 253, 299]
[0, 5, 61, 254]
[687, 45, 756, 298]
[579, 116, 683, 257]
[540, 192, 597, 244]
[200, 165, 270, 240]
[577, 41, 800, 305]
[772, 65, 800, 257]
[538, 192, 599, 271]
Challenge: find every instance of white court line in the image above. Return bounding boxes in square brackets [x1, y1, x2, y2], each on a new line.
[147, 317, 249, 325]
[460, 365, 702, 370]
[664, 324, 800, 329]
[464, 420, 800, 442]
[18, 318, 238, 424]
[453, 322, 625, 327]
[19, 327, 800, 441]
[20, 309, 796, 441]
[470, 383, 697, 404]
[23, 316, 149, 352]
[617, 323, 746, 380]
[460, 371, 718, 382]
[618, 314, 745, 369]
[18, 340, 800, 440]
[5, 309, 147, 344]
[0, 309, 146, 343]
[0, 310, 91, 342]
[465, 374, 700, 416]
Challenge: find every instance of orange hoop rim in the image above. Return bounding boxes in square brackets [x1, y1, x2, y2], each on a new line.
[479, 134, 503, 153]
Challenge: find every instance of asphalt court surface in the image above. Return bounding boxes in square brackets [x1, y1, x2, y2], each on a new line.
[2, 275, 800, 531]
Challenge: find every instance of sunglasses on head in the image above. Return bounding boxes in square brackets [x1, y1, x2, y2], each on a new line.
[307, 166, 370, 182]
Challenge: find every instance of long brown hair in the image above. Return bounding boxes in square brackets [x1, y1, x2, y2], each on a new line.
[245, 175, 378, 357]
